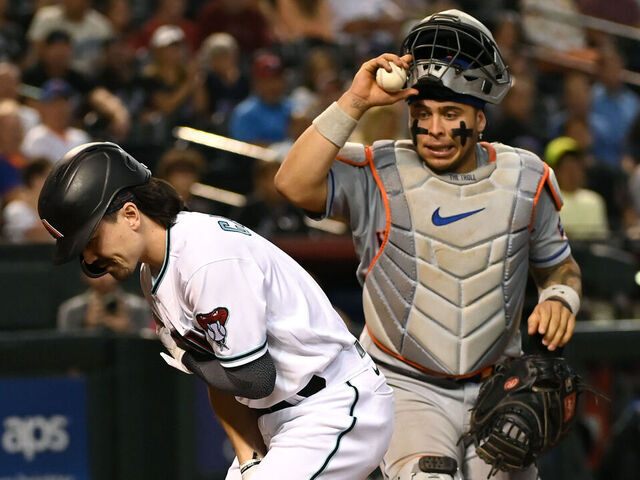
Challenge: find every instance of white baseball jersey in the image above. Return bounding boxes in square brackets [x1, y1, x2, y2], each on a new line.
[140, 212, 394, 480]
[140, 211, 359, 408]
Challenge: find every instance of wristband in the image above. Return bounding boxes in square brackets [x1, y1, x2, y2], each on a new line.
[538, 285, 580, 314]
[312, 102, 358, 148]
[240, 457, 261, 479]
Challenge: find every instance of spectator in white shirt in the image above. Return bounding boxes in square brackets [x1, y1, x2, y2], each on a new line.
[27, 0, 113, 75]
[1, 157, 54, 244]
[22, 79, 91, 164]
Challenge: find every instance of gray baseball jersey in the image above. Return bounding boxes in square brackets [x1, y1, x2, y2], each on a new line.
[323, 140, 568, 479]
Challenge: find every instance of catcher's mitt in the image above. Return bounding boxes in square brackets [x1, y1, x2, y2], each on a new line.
[462, 355, 592, 477]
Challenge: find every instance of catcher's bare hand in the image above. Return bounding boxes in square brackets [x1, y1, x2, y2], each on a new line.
[339, 53, 418, 117]
[527, 300, 575, 351]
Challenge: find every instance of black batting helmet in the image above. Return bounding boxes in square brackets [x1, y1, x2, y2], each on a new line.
[38, 142, 151, 266]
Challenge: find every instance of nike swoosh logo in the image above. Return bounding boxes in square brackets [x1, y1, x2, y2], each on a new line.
[431, 207, 485, 226]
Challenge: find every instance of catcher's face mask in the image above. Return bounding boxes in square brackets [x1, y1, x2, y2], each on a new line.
[401, 9, 512, 105]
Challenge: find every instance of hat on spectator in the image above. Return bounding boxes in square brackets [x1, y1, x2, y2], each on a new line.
[39, 79, 75, 102]
[45, 29, 72, 45]
[150, 25, 185, 49]
[252, 52, 284, 78]
[544, 136, 582, 168]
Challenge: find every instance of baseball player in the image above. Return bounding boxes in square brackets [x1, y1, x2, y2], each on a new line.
[275, 9, 582, 480]
[37, 142, 394, 480]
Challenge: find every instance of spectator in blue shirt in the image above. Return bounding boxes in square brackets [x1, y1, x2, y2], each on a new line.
[230, 52, 292, 145]
[589, 44, 640, 170]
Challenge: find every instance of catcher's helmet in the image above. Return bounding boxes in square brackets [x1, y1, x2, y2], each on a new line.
[38, 142, 151, 266]
[401, 9, 512, 104]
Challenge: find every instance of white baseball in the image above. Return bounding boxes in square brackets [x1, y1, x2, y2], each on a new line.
[375, 63, 407, 93]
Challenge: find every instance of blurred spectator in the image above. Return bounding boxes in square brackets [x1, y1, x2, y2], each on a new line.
[289, 46, 343, 117]
[232, 160, 309, 238]
[94, 35, 146, 122]
[0, 100, 25, 202]
[589, 44, 640, 170]
[548, 71, 607, 141]
[104, 0, 137, 46]
[326, 0, 403, 61]
[563, 115, 594, 158]
[21, 79, 91, 164]
[485, 71, 546, 155]
[198, 33, 250, 133]
[26, 0, 114, 75]
[57, 273, 151, 334]
[22, 29, 130, 140]
[352, 104, 405, 145]
[491, 10, 529, 76]
[135, 0, 201, 53]
[262, 0, 334, 46]
[230, 52, 292, 145]
[197, 0, 273, 55]
[1, 158, 53, 244]
[140, 25, 208, 144]
[156, 147, 219, 214]
[0, 62, 40, 134]
[0, 0, 27, 63]
[544, 136, 609, 240]
[521, 0, 587, 52]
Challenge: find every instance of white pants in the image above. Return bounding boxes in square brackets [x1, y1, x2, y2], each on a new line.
[225, 365, 393, 480]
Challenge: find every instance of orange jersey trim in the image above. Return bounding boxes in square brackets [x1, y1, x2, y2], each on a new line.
[529, 162, 562, 231]
[479, 141, 496, 162]
[366, 325, 493, 379]
[364, 145, 392, 277]
[335, 154, 368, 167]
[545, 172, 563, 211]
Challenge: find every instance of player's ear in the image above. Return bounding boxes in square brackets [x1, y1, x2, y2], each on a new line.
[122, 202, 141, 229]
[476, 109, 487, 133]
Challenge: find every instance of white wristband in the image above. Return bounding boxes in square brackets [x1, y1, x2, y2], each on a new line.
[312, 101, 358, 148]
[538, 285, 580, 314]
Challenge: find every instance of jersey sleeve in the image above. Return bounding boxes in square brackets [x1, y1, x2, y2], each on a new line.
[325, 142, 380, 224]
[529, 185, 571, 268]
[184, 258, 268, 368]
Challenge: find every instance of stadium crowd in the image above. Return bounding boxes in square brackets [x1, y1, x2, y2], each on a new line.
[2, 2, 640, 479]
[1, 0, 640, 317]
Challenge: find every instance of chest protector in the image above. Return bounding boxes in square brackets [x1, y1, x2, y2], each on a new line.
[363, 140, 552, 376]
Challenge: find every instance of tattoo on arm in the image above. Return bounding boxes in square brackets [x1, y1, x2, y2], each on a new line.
[530, 256, 582, 297]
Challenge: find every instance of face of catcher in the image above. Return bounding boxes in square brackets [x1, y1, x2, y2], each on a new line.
[409, 99, 486, 174]
[82, 203, 144, 281]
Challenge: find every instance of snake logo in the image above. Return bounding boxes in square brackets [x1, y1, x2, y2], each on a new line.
[196, 307, 230, 350]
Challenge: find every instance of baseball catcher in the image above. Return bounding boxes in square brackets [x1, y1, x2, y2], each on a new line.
[462, 353, 599, 477]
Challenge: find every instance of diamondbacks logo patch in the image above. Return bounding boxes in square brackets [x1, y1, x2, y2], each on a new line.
[196, 307, 229, 350]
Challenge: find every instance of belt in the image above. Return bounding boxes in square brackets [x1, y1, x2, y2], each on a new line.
[374, 357, 493, 389]
[254, 374, 326, 416]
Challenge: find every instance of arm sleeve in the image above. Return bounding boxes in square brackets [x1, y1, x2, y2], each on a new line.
[323, 143, 372, 221]
[182, 350, 276, 399]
